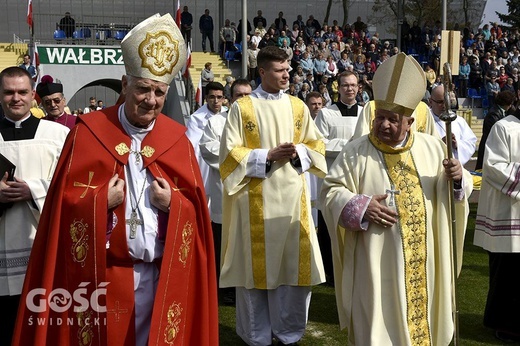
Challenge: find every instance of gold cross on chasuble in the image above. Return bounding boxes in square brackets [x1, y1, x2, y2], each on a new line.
[73, 171, 98, 198]
[383, 149, 431, 345]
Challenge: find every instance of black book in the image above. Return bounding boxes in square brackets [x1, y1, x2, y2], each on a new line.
[0, 152, 15, 181]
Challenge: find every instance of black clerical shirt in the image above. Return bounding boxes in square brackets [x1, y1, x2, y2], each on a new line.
[0, 115, 39, 141]
[336, 101, 358, 117]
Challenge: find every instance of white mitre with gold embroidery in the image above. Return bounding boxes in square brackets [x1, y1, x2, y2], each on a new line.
[121, 13, 187, 85]
[372, 52, 426, 117]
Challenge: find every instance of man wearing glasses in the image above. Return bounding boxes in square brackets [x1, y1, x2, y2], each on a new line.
[186, 81, 226, 206]
[314, 70, 363, 286]
[429, 84, 476, 165]
[36, 77, 76, 130]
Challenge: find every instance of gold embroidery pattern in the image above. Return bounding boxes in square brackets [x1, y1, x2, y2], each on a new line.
[141, 145, 155, 158]
[298, 174, 311, 285]
[70, 219, 89, 267]
[139, 31, 179, 77]
[77, 310, 94, 346]
[164, 302, 183, 345]
[73, 171, 99, 198]
[220, 147, 251, 181]
[290, 95, 311, 285]
[245, 121, 256, 132]
[178, 221, 193, 267]
[384, 151, 431, 345]
[115, 143, 130, 156]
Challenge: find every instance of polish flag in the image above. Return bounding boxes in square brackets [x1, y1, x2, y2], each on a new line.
[182, 45, 191, 78]
[195, 76, 202, 106]
[27, 0, 33, 30]
[175, 0, 181, 27]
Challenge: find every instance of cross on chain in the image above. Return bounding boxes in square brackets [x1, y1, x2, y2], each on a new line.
[126, 210, 143, 239]
[107, 300, 129, 323]
[73, 171, 98, 198]
[386, 184, 400, 207]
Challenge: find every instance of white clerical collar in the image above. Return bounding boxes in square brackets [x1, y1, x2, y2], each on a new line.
[4, 113, 32, 128]
[118, 104, 155, 136]
[393, 132, 409, 148]
[252, 84, 285, 100]
[340, 100, 357, 109]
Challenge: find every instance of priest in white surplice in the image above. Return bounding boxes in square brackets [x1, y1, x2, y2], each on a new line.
[0, 66, 69, 343]
[474, 113, 520, 343]
[186, 81, 227, 204]
[219, 46, 327, 346]
[320, 53, 473, 345]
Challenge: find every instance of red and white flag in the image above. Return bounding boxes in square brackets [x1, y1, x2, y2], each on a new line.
[26, 0, 33, 30]
[195, 76, 202, 106]
[182, 45, 191, 78]
[175, 0, 181, 27]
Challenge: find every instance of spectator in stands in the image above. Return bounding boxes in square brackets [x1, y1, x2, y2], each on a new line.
[201, 62, 214, 104]
[313, 53, 327, 81]
[274, 12, 287, 35]
[97, 100, 105, 109]
[180, 6, 193, 45]
[487, 75, 501, 108]
[293, 15, 305, 34]
[353, 54, 366, 77]
[247, 42, 259, 83]
[324, 56, 338, 79]
[277, 31, 290, 48]
[59, 12, 75, 38]
[199, 9, 215, 53]
[470, 54, 484, 90]
[425, 64, 436, 89]
[303, 73, 317, 92]
[18, 54, 36, 79]
[497, 66, 509, 89]
[459, 55, 470, 98]
[83, 96, 97, 114]
[219, 19, 236, 57]
[298, 82, 310, 100]
[337, 51, 352, 73]
[253, 10, 267, 29]
[236, 19, 252, 44]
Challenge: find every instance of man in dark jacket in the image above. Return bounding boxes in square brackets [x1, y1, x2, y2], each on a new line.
[199, 9, 215, 53]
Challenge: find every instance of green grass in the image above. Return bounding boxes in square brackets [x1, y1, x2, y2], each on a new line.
[218, 203, 503, 345]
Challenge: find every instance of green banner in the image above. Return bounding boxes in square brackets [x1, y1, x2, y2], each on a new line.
[37, 46, 124, 65]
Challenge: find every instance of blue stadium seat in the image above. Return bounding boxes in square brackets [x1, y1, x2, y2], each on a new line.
[73, 30, 84, 39]
[81, 28, 91, 38]
[53, 30, 66, 41]
[467, 88, 481, 108]
[114, 30, 128, 40]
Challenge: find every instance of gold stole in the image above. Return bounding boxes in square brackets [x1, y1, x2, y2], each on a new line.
[228, 95, 311, 289]
[369, 132, 431, 345]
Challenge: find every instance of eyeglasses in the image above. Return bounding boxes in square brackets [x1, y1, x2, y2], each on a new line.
[43, 97, 64, 106]
[430, 98, 444, 104]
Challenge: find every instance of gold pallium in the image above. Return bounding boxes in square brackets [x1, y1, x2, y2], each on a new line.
[77, 310, 94, 346]
[164, 302, 183, 345]
[178, 221, 193, 267]
[383, 149, 431, 344]
[115, 143, 130, 156]
[74, 171, 98, 198]
[70, 219, 89, 267]
[139, 31, 179, 77]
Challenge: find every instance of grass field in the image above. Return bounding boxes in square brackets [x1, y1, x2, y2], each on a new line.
[218, 203, 509, 345]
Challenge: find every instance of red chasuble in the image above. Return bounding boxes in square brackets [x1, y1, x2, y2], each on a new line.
[13, 106, 219, 345]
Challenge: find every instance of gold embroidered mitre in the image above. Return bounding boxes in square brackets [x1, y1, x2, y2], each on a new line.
[121, 13, 187, 85]
[373, 52, 426, 117]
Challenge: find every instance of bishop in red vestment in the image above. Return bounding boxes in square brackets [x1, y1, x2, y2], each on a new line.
[13, 13, 218, 346]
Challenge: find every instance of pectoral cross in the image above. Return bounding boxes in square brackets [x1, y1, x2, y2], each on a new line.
[126, 210, 143, 239]
[386, 184, 400, 207]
